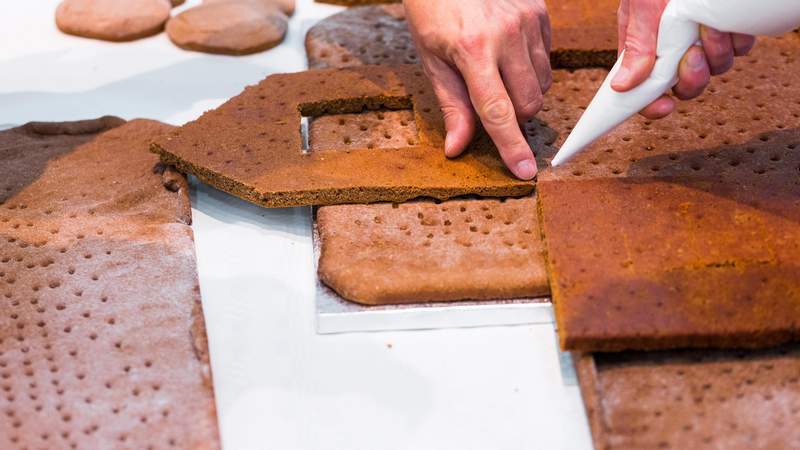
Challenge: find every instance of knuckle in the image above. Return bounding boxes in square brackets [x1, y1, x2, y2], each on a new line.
[480, 97, 515, 126]
[520, 7, 538, 24]
[440, 104, 465, 121]
[709, 57, 733, 75]
[497, 15, 522, 38]
[455, 33, 487, 56]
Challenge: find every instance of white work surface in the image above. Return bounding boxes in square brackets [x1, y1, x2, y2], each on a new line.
[1, 2, 593, 449]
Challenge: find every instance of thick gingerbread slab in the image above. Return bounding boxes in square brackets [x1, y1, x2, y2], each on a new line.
[546, 0, 618, 69]
[317, 195, 549, 305]
[152, 64, 533, 207]
[576, 347, 800, 450]
[535, 35, 800, 351]
[0, 118, 219, 449]
[305, 2, 617, 70]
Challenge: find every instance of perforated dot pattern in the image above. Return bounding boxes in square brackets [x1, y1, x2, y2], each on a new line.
[0, 119, 219, 450]
[317, 195, 549, 305]
[580, 345, 800, 450]
[537, 35, 800, 352]
[538, 36, 800, 181]
[309, 109, 419, 151]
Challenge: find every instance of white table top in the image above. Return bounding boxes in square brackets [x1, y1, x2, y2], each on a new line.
[1, 2, 593, 449]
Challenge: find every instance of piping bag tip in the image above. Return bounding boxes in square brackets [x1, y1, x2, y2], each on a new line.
[549, 134, 585, 168]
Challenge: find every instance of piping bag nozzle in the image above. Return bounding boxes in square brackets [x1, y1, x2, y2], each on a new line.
[551, 0, 800, 167]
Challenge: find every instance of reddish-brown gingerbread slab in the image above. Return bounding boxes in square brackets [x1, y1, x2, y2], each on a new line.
[152, 64, 533, 207]
[305, 1, 617, 70]
[0, 118, 220, 449]
[576, 346, 800, 450]
[535, 35, 800, 351]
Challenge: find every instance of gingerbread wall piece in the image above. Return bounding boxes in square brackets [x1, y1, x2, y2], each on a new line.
[576, 346, 800, 450]
[0, 118, 220, 449]
[317, 195, 549, 305]
[535, 35, 800, 351]
[152, 64, 533, 207]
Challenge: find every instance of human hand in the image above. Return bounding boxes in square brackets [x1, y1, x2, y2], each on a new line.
[612, 0, 756, 119]
[403, 0, 552, 180]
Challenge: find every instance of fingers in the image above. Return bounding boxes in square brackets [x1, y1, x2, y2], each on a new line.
[673, 45, 711, 100]
[422, 57, 476, 158]
[499, 49, 544, 124]
[457, 59, 537, 180]
[639, 95, 675, 119]
[699, 26, 734, 75]
[526, 11, 552, 95]
[611, 0, 667, 91]
[497, 20, 546, 123]
[617, 0, 630, 56]
[731, 33, 756, 56]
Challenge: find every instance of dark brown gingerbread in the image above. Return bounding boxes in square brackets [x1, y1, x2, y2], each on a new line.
[305, 2, 617, 70]
[535, 35, 800, 351]
[0, 118, 220, 449]
[576, 346, 800, 450]
[152, 64, 534, 208]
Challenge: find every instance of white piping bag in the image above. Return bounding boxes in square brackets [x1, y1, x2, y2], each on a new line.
[550, 0, 800, 167]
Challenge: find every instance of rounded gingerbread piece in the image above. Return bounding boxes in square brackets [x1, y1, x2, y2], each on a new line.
[167, 1, 288, 55]
[55, 0, 172, 42]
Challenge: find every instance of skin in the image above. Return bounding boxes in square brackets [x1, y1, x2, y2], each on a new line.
[404, 0, 551, 180]
[613, 0, 756, 119]
[404, 0, 756, 179]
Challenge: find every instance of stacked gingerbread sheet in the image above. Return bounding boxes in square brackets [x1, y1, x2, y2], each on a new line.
[0, 118, 220, 449]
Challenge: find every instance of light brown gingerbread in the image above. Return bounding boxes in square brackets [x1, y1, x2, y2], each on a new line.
[55, 0, 171, 42]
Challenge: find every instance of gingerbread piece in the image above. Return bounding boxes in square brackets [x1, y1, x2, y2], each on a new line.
[576, 346, 800, 450]
[152, 64, 533, 208]
[55, 0, 171, 42]
[317, 195, 549, 305]
[0, 118, 220, 449]
[535, 35, 800, 351]
[167, 1, 288, 55]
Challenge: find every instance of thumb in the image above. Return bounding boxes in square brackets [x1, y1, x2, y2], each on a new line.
[611, 0, 668, 92]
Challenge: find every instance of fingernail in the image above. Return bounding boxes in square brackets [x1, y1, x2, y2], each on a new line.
[444, 133, 455, 157]
[612, 66, 630, 89]
[515, 160, 536, 180]
[688, 49, 705, 70]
